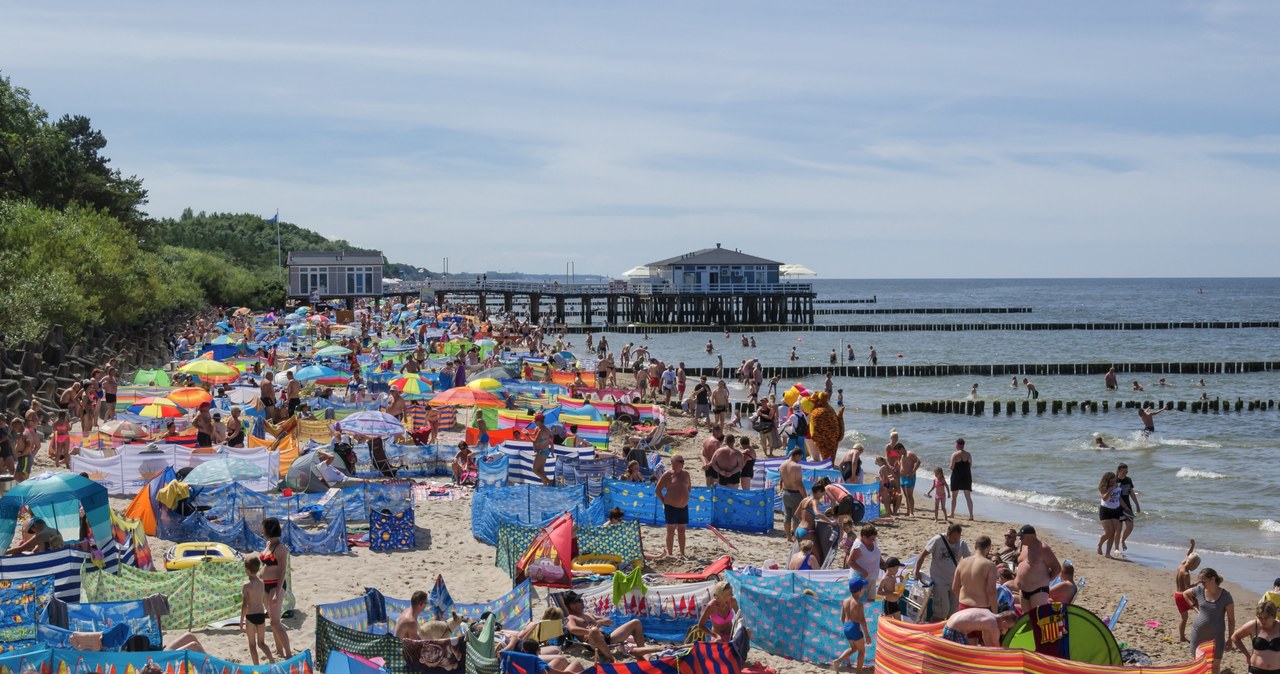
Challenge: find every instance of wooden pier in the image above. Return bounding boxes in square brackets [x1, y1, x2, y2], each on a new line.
[677, 361, 1280, 378]
[423, 279, 817, 325]
[561, 320, 1280, 334]
[880, 398, 1276, 416]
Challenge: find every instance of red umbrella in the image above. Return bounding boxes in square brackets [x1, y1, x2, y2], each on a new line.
[427, 387, 504, 408]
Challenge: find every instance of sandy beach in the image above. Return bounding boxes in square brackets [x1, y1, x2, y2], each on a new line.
[13, 404, 1254, 674]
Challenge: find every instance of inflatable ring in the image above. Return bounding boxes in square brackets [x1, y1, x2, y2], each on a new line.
[164, 542, 244, 570]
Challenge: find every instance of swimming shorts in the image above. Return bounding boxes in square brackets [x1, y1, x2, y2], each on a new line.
[15, 454, 32, 475]
[663, 503, 689, 525]
[782, 489, 804, 525]
[1248, 666, 1280, 674]
[843, 621, 864, 641]
[704, 466, 717, 481]
[246, 613, 266, 626]
[900, 476, 917, 489]
[197, 432, 213, 447]
[740, 459, 755, 479]
[261, 396, 275, 407]
[649, 376, 659, 388]
[1099, 505, 1124, 521]
[104, 393, 117, 404]
[1175, 591, 1193, 613]
[941, 626, 969, 645]
[288, 398, 301, 415]
[717, 473, 740, 486]
[882, 599, 899, 616]
[478, 432, 490, 446]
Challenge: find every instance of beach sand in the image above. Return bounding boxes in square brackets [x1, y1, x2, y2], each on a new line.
[31, 410, 1260, 674]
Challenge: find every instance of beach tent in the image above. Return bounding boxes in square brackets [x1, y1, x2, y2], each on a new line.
[286, 450, 352, 493]
[1001, 603, 1123, 665]
[0, 472, 112, 550]
[132, 369, 171, 387]
[325, 650, 388, 674]
[515, 512, 577, 588]
[123, 466, 178, 535]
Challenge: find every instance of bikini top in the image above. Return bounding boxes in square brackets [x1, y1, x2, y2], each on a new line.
[708, 607, 736, 626]
[261, 543, 280, 566]
[1254, 625, 1280, 652]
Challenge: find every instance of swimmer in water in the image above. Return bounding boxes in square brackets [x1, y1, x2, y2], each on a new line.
[1137, 403, 1171, 437]
[969, 383, 979, 398]
[1093, 433, 1113, 450]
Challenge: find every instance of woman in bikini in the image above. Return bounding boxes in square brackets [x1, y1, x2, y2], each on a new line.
[793, 484, 825, 551]
[1230, 600, 1280, 674]
[698, 582, 741, 643]
[259, 518, 292, 658]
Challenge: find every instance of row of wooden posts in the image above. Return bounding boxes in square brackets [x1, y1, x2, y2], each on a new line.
[880, 398, 1277, 416]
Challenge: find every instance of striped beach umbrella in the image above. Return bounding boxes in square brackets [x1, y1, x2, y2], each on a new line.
[336, 411, 405, 438]
[178, 359, 240, 384]
[388, 375, 431, 396]
[293, 364, 350, 386]
[127, 397, 187, 418]
[428, 387, 504, 408]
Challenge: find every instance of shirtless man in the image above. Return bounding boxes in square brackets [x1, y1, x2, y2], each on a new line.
[385, 390, 406, 420]
[710, 381, 731, 428]
[675, 362, 687, 402]
[259, 376, 277, 422]
[1138, 403, 1171, 436]
[654, 455, 691, 557]
[779, 448, 806, 542]
[941, 608, 1018, 647]
[646, 360, 662, 403]
[193, 402, 214, 447]
[1013, 525, 1062, 613]
[100, 367, 119, 421]
[6, 518, 63, 554]
[529, 414, 553, 486]
[395, 591, 428, 639]
[563, 590, 647, 663]
[709, 439, 743, 488]
[13, 417, 34, 482]
[1104, 366, 1118, 391]
[899, 448, 922, 517]
[700, 425, 725, 486]
[991, 528, 1020, 566]
[285, 372, 301, 417]
[954, 536, 999, 613]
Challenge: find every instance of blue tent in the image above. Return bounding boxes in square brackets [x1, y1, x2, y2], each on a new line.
[0, 472, 111, 550]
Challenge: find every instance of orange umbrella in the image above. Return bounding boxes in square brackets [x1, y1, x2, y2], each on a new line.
[167, 387, 213, 408]
[427, 387, 504, 408]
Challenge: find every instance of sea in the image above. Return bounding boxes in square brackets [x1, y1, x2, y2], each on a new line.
[591, 278, 1280, 592]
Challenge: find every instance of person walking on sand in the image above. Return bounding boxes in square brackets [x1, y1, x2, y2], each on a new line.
[954, 536, 999, 613]
[654, 455, 691, 558]
[1097, 471, 1124, 558]
[948, 438, 974, 520]
[833, 577, 869, 673]
[1182, 568, 1235, 674]
[1139, 403, 1171, 437]
[779, 448, 806, 542]
[899, 446, 921, 517]
[913, 523, 970, 621]
[926, 467, 949, 522]
[1175, 539, 1201, 642]
[1117, 463, 1141, 552]
[1014, 525, 1061, 614]
[240, 558, 272, 664]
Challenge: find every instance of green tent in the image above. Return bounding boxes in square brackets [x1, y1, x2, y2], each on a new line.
[1001, 603, 1122, 666]
[133, 369, 171, 386]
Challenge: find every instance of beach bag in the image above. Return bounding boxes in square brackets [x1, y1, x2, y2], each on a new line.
[751, 417, 771, 432]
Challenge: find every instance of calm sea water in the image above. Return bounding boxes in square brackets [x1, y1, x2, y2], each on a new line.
[591, 278, 1280, 588]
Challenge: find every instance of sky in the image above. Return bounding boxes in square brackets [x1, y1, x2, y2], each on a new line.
[4, 1, 1280, 278]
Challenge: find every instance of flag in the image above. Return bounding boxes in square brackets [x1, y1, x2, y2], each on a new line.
[266, 214, 278, 223]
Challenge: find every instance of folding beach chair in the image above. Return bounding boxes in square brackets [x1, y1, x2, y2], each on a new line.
[660, 554, 733, 582]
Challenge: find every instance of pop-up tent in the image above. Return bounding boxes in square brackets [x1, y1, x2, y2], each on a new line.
[1001, 603, 1123, 665]
[515, 512, 578, 588]
[0, 472, 111, 549]
[123, 466, 179, 535]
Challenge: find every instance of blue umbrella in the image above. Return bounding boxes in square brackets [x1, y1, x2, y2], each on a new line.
[336, 411, 405, 438]
[215, 321, 232, 332]
[294, 364, 344, 381]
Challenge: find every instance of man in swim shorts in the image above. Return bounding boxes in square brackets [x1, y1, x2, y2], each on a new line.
[899, 447, 921, 516]
[942, 608, 1018, 647]
[1138, 403, 1171, 436]
[778, 448, 806, 542]
[655, 455, 691, 557]
[700, 425, 724, 486]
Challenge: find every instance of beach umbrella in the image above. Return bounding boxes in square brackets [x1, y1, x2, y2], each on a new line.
[313, 340, 332, 349]
[428, 387, 504, 408]
[184, 458, 270, 487]
[573, 404, 603, 421]
[474, 338, 498, 347]
[378, 338, 398, 348]
[388, 375, 431, 396]
[308, 314, 330, 324]
[215, 321, 232, 332]
[314, 345, 352, 358]
[468, 365, 517, 382]
[466, 378, 504, 392]
[0, 472, 111, 550]
[336, 411, 405, 438]
[234, 307, 252, 316]
[178, 360, 240, 384]
[293, 365, 348, 384]
[285, 323, 308, 333]
[295, 307, 310, 315]
[99, 419, 149, 440]
[332, 325, 361, 337]
[392, 303, 405, 310]
[127, 397, 187, 418]
[167, 387, 214, 408]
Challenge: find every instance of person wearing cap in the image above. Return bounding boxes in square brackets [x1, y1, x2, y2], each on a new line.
[6, 518, 64, 555]
[833, 576, 869, 672]
[193, 401, 214, 448]
[1014, 524, 1062, 613]
[783, 403, 807, 457]
[529, 413, 552, 486]
[913, 522, 971, 621]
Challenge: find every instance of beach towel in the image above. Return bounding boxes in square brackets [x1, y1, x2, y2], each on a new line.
[611, 567, 646, 605]
[370, 508, 416, 551]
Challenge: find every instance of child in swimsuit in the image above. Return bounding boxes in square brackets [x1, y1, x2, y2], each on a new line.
[52, 411, 72, 468]
[925, 467, 949, 522]
[834, 577, 869, 672]
[241, 558, 272, 665]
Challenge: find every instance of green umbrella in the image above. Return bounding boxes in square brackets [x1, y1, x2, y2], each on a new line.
[314, 345, 353, 358]
[184, 458, 269, 487]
